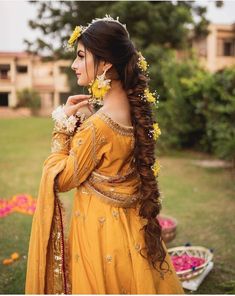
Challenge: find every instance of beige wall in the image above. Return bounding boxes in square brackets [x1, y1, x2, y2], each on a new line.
[0, 52, 71, 112]
[192, 23, 235, 72]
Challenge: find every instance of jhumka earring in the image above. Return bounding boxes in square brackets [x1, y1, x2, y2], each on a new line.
[87, 68, 111, 106]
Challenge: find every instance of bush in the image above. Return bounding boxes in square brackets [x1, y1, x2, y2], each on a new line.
[16, 88, 41, 114]
[146, 46, 235, 164]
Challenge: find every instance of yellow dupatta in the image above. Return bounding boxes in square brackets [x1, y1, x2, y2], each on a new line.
[25, 115, 108, 294]
[25, 153, 71, 294]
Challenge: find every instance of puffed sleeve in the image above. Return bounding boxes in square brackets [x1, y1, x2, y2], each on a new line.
[42, 118, 107, 192]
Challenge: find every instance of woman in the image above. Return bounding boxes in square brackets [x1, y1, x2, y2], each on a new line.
[25, 15, 184, 294]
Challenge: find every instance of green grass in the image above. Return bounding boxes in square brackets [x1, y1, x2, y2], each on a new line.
[0, 117, 234, 294]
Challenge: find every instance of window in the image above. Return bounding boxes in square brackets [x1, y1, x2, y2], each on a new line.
[0, 92, 9, 106]
[222, 39, 235, 56]
[59, 66, 67, 74]
[16, 65, 28, 73]
[0, 64, 10, 79]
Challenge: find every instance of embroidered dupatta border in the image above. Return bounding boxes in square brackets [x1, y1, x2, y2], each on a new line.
[45, 175, 72, 294]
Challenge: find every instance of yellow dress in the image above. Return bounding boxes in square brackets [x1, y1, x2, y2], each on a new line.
[25, 111, 184, 294]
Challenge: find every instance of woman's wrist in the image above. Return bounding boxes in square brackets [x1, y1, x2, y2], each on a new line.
[51, 104, 87, 135]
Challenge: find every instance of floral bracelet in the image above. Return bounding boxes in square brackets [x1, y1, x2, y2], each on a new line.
[51, 104, 87, 136]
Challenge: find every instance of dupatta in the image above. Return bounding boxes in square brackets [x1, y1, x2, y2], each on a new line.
[25, 154, 71, 294]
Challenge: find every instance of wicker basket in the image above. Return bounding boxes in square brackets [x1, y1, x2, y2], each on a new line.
[157, 214, 178, 243]
[167, 246, 214, 281]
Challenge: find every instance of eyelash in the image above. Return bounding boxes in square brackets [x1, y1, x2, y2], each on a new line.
[77, 54, 84, 59]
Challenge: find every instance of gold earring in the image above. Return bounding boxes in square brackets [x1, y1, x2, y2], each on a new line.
[88, 68, 111, 105]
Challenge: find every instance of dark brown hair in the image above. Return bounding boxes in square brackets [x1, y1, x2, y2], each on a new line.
[76, 19, 171, 276]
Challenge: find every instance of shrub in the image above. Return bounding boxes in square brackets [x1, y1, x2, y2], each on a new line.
[16, 88, 41, 114]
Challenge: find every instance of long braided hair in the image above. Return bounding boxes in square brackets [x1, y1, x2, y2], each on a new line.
[76, 19, 170, 275]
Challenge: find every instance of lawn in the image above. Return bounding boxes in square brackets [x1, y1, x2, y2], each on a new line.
[0, 117, 234, 294]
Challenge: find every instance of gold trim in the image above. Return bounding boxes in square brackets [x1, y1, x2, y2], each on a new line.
[83, 180, 140, 208]
[89, 167, 137, 183]
[95, 112, 134, 136]
[45, 178, 72, 294]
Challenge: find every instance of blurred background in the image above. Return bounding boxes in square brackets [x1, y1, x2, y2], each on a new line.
[0, 1, 234, 294]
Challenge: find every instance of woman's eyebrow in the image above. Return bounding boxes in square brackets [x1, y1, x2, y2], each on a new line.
[77, 50, 85, 54]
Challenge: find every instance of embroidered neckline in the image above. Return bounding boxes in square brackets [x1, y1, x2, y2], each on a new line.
[95, 112, 134, 136]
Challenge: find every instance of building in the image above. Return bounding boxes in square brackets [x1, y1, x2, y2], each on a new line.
[0, 51, 71, 113]
[191, 23, 235, 72]
[1, 23, 235, 113]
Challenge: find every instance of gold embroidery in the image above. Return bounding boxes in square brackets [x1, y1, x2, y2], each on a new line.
[105, 254, 112, 263]
[98, 216, 106, 225]
[135, 243, 141, 251]
[51, 132, 70, 153]
[83, 181, 140, 208]
[112, 210, 119, 219]
[121, 288, 128, 294]
[67, 120, 107, 188]
[75, 254, 80, 262]
[45, 182, 71, 294]
[81, 188, 89, 194]
[88, 167, 138, 184]
[99, 135, 107, 145]
[130, 135, 135, 149]
[77, 138, 83, 146]
[96, 112, 134, 136]
[68, 149, 79, 188]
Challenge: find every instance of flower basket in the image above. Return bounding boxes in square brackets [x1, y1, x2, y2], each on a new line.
[157, 214, 177, 243]
[167, 246, 214, 281]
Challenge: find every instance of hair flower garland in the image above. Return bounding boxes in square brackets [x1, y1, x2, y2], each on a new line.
[68, 26, 83, 46]
[151, 159, 161, 177]
[148, 122, 161, 140]
[144, 88, 156, 104]
[137, 51, 148, 72]
[153, 123, 161, 140]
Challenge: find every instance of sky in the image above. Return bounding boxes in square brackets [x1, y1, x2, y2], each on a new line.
[0, 0, 235, 52]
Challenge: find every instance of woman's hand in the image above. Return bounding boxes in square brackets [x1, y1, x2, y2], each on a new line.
[63, 94, 93, 117]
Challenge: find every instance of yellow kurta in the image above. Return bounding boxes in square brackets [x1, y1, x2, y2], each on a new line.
[25, 111, 184, 294]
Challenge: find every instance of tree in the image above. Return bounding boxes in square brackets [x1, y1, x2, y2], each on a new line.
[24, 1, 216, 94]
[24, 1, 214, 58]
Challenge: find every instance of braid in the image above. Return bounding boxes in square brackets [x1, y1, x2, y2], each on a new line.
[77, 19, 171, 275]
[122, 50, 170, 275]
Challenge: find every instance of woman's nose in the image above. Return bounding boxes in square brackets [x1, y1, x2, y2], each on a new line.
[71, 60, 77, 71]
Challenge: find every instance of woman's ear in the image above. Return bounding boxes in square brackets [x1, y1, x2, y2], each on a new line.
[101, 60, 113, 72]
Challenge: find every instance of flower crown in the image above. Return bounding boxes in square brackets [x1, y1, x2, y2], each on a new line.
[65, 15, 162, 178]
[63, 14, 128, 52]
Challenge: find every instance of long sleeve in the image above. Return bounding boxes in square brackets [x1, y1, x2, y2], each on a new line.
[43, 119, 107, 192]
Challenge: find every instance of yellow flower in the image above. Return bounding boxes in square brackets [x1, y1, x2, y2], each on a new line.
[68, 26, 82, 46]
[137, 51, 148, 72]
[11, 252, 20, 260]
[88, 78, 111, 101]
[144, 88, 155, 103]
[151, 159, 161, 177]
[153, 123, 161, 140]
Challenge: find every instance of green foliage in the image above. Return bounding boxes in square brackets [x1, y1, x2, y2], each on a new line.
[23, 1, 232, 161]
[25, 1, 211, 57]
[16, 88, 41, 112]
[204, 68, 235, 161]
[153, 49, 235, 163]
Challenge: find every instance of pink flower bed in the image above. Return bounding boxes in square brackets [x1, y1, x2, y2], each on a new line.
[0, 194, 37, 218]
